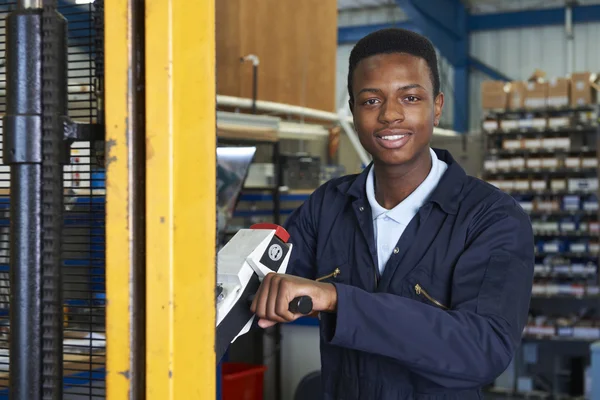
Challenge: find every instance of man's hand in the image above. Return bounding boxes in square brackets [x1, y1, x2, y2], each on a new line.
[250, 273, 338, 329]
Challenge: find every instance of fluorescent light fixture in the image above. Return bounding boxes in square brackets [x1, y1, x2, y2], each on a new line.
[75, 0, 93, 4]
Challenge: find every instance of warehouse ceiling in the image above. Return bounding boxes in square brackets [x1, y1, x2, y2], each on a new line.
[338, 0, 600, 13]
[463, 0, 600, 14]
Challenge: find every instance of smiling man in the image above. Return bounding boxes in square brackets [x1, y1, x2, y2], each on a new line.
[251, 28, 534, 399]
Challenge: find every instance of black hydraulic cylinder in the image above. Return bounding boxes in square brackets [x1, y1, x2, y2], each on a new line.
[3, 9, 44, 400]
[40, 5, 68, 400]
[3, 4, 69, 399]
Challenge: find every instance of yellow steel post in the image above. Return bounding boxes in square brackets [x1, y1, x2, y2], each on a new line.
[104, 0, 133, 397]
[145, 0, 216, 399]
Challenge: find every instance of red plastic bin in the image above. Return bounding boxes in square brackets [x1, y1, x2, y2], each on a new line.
[221, 362, 267, 400]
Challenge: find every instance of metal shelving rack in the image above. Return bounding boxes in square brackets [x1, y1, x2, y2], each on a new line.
[482, 104, 600, 398]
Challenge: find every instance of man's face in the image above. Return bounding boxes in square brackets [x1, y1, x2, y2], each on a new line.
[350, 52, 444, 167]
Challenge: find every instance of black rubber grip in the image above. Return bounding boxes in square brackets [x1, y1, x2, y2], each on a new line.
[247, 294, 313, 315]
[288, 296, 313, 315]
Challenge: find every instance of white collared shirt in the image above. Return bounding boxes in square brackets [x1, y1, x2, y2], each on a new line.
[366, 148, 448, 274]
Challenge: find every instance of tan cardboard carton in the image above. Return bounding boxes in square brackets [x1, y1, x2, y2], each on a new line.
[481, 80, 508, 110]
[508, 81, 527, 109]
[570, 72, 598, 107]
[525, 81, 549, 109]
[547, 77, 570, 108]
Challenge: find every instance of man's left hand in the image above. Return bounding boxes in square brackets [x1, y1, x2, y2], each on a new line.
[250, 273, 338, 329]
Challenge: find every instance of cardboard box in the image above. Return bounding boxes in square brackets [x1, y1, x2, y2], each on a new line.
[548, 116, 572, 129]
[481, 81, 508, 110]
[484, 160, 497, 171]
[511, 157, 526, 169]
[527, 158, 542, 168]
[542, 158, 559, 169]
[582, 158, 598, 168]
[508, 81, 527, 109]
[566, 157, 581, 168]
[497, 159, 511, 170]
[483, 120, 499, 132]
[547, 77, 570, 107]
[500, 119, 519, 131]
[571, 72, 598, 107]
[525, 81, 549, 109]
[503, 139, 522, 150]
[531, 180, 547, 190]
[524, 139, 542, 149]
[515, 180, 530, 190]
[551, 179, 567, 191]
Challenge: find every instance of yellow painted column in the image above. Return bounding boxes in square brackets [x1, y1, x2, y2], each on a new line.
[105, 0, 135, 397]
[145, 0, 216, 399]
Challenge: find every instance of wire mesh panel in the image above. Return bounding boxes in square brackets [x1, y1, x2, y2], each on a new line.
[0, 1, 105, 398]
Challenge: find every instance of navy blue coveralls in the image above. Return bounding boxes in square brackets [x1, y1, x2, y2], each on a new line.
[284, 148, 535, 400]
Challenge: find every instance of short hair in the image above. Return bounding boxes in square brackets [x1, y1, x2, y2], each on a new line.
[347, 28, 440, 104]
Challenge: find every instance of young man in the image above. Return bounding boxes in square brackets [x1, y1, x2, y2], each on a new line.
[251, 28, 534, 399]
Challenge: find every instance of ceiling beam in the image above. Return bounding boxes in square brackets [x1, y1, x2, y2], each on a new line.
[469, 4, 600, 31]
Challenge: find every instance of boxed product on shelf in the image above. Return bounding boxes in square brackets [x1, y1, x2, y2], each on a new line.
[587, 285, 600, 296]
[526, 323, 556, 337]
[573, 324, 600, 340]
[542, 137, 571, 149]
[527, 158, 542, 168]
[518, 117, 547, 130]
[541, 158, 560, 169]
[565, 157, 581, 168]
[488, 180, 514, 191]
[511, 157, 526, 169]
[541, 240, 564, 253]
[563, 195, 581, 210]
[571, 262, 597, 276]
[534, 263, 550, 276]
[508, 81, 527, 109]
[535, 199, 560, 212]
[538, 221, 559, 231]
[496, 159, 511, 170]
[502, 139, 522, 149]
[589, 222, 599, 233]
[576, 108, 598, 125]
[481, 80, 508, 109]
[570, 241, 588, 253]
[531, 179, 547, 191]
[531, 284, 547, 296]
[525, 81, 549, 109]
[547, 77, 570, 107]
[551, 179, 567, 191]
[590, 241, 600, 253]
[524, 138, 542, 149]
[560, 219, 577, 232]
[553, 264, 571, 275]
[548, 116, 572, 128]
[570, 71, 598, 107]
[519, 200, 534, 211]
[554, 137, 571, 148]
[582, 157, 598, 168]
[500, 119, 519, 131]
[484, 159, 497, 171]
[514, 180, 530, 190]
[483, 119, 499, 132]
[568, 178, 598, 192]
[583, 195, 599, 210]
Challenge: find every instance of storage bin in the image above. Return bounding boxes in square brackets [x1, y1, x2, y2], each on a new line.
[222, 363, 267, 400]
